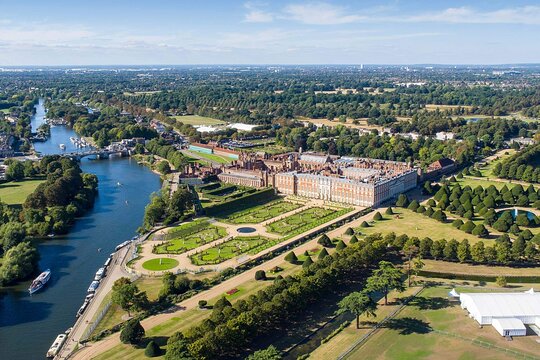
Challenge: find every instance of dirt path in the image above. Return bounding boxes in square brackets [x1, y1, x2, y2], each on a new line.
[70, 208, 376, 360]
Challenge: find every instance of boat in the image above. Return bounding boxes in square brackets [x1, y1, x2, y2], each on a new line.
[117, 182, 122, 186]
[76, 300, 89, 318]
[94, 267, 105, 281]
[85, 293, 95, 302]
[69, 137, 76, 143]
[87, 280, 100, 293]
[59, 143, 66, 150]
[28, 269, 51, 294]
[46, 333, 66, 358]
[47, 233, 55, 238]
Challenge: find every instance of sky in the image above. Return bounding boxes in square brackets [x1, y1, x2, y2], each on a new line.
[1, 0, 540, 65]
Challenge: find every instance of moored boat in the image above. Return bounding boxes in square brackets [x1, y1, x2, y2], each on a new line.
[46, 333, 67, 358]
[28, 269, 51, 294]
[87, 280, 100, 293]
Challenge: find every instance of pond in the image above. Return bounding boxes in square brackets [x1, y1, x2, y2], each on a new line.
[237, 227, 257, 234]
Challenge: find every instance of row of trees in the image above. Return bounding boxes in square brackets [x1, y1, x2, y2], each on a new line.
[165, 235, 389, 359]
[493, 144, 540, 183]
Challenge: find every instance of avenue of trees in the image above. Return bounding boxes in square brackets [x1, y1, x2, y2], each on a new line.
[493, 144, 540, 183]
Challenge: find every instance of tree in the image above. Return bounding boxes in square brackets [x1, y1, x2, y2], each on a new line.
[443, 239, 459, 260]
[395, 194, 409, 207]
[471, 241, 486, 263]
[302, 255, 313, 268]
[457, 240, 470, 263]
[496, 276, 507, 288]
[145, 341, 161, 357]
[318, 248, 329, 260]
[511, 236, 526, 260]
[366, 261, 405, 305]
[156, 161, 171, 175]
[284, 251, 298, 263]
[411, 257, 424, 285]
[452, 219, 464, 228]
[0, 222, 27, 252]
[407, 200, 420, 211]
[345, 227, 354, 235]
[198, 300, 208, 309]
[373, 212, 383, 221]
[0, 241, 39, 285]
[255, 270, 266, 281]
[516, 214, 530, 227]
[349, 235, 358, 244]
[317, 234, 332, 247]
[165, 332, 193, 360]
[112, 277, 148, 316]
[360, 221, 370, 228]
[471, 224, 489, 238]
[402, 241, 418, 287]
[246, 345, 282, 360]
[431, 210, 447, 222]
[5, 161, 25, 181]
[460, 221, 476, 234]
[430, 240, 445, 260]
[120, 318, 145, 345]
[337, 291, 377, 329]
[336, 240, 347, 251]
[385, 207, 394, 215]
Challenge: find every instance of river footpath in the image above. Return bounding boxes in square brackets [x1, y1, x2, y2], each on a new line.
[0, 99, 162, 360]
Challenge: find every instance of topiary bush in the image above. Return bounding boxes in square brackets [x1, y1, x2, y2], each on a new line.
[373, 212, 383, 221]
[336, 240, 347, 251]
[120, 318, 145, 345]
[385, 207, 394, 215]
[255, 270, 267, 281]
[145, 340, 160, 357]
[285, 251, 298, 263]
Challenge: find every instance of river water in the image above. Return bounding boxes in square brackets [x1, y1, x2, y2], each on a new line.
[0, 99, 161, 359]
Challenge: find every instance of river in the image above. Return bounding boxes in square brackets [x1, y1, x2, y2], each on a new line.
[0, 99, 162, 360]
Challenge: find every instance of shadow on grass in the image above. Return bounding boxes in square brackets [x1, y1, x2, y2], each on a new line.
[385, 317, 432, 335]
[409, 296, 451, 310]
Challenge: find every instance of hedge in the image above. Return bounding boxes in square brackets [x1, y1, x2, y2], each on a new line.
[418, 270, 540, 283]
[204, 188, 277, 216]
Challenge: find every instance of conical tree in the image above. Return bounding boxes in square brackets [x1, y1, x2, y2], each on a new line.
[318, 248, 329, 260]
[349, 235, 358, 244]
[145, 340, 160, 357]
[303, 255, 313, 268]
[336, 240, 347, 251]
[285, 251, 298, 263]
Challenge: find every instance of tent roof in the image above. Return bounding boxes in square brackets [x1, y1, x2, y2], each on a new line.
[460, 292, 540, 318]
[492, 317, 526, 330]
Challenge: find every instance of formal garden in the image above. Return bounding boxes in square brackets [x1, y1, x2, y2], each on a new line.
[189, 235, 273, 265]
[153, 219, 227, 254]
[219, 199, 302, 224]
[266, 206, 351, 237]
[142, 258, 179, 271]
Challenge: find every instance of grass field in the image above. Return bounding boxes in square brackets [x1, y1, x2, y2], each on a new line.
[173, 115, 226, 126]
[220, 200, 302, 224]
[190, 235, 273, 265]
[422, 259, 540, 277]
[0, 179, 44, 205]
[357, 209, 485, 244]
[154, 222, 227, 254]
[345, 285, 540, 360]
[266, 207, 336, 235]
[142, 258, 179, 271]
[183, 150, 232, 164]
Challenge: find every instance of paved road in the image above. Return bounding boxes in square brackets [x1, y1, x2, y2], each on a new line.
[56, 245, 135, 359]
[70, 208, 375, 360]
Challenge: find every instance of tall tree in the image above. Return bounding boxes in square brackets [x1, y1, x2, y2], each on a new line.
[337, 291, 377, 329]
[366, 261, 405, 305]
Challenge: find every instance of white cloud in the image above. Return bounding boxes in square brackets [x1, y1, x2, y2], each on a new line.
[283, 2, 365, 25]
[244, 10, 274, 23]
[404, 6, 540, 25]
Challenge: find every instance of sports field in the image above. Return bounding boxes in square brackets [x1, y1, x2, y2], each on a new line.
[0, 179, 44, 205]
[173, 115, 226, 126]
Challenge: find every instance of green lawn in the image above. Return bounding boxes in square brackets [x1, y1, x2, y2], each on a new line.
[173, 115, 226, 126]
[220, 200, 302, 224]
[184, 150, 232, 164]
[266, 207, 338, 236]
[154, 221, 227, 255]
[0, 109, 10, 114]
[346, 285, 540, 360]
[190, 235, 273, 265]
[142, 258, 179, 271]
[0, 179, 45, 205]
[358, 209, 486, 244]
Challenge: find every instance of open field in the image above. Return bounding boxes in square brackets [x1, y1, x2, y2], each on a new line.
[173, 115, 226, 126]
[422, 259, 540, 277]
[190, 235, 273, 265]
[357, 209, 485, 244]
[266, 207, 336, 235]
[296, 117, 382, 131]
[183, 149, 232, 164]
[154, 222, 227, 254]
[219, 200, 302, 224]
[0, 179, 44, 205]
[142, 258, 179, 271]
[344, 285, 540, 360]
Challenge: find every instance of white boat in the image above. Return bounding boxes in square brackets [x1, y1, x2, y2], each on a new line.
[28, 269, 51, 294]
[94, 267, 105, 281]
[87, 280, 100, 293]
[46, 333, 67, 358]
[76, 300, 89, 318]
[85, 293, 95, 302]
[59, 144, 66, 150]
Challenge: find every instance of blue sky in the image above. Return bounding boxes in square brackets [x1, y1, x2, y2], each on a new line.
[1, 0, 540, 65]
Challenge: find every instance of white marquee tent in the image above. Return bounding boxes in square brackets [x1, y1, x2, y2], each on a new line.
[459, 289, 540, 336]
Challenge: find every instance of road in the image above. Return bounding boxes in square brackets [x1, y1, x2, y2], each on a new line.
[56, 245, 135, 359]
[70, 208, 376, 360]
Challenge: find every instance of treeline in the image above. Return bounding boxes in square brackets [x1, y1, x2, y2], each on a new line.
[0, 156, 97, 285]
[145, 139, 189, 169]
[493, 144, 540, 183]
[140, 187, 193, 231]
[165, 235, 387, 359]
